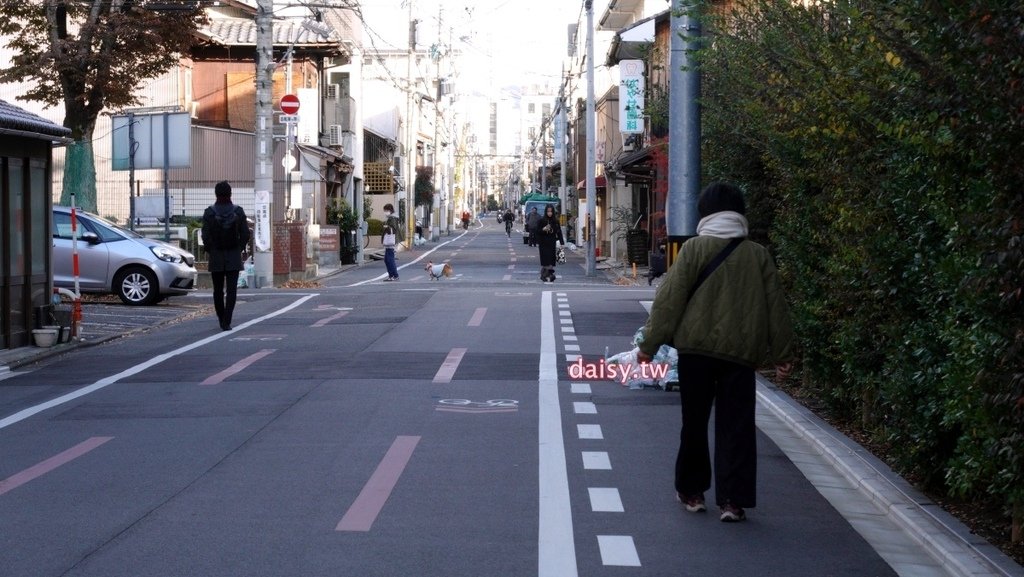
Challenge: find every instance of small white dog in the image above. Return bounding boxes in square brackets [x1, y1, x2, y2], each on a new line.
[424, 260, 453, 280]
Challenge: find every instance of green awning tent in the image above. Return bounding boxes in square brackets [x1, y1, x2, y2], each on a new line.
[519, 192, 560, 205]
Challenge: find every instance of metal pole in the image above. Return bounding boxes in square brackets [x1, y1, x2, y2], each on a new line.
[559, 94, 566, 213]
[163, 112, 170, 242]
[541, 134, 547, 195]
[667, 1, 702, 262]
[285, 45, 294, 218]
[406, 3, 416, 247]
[585, 0, 596, 276]
[254, 0, 274, 288]
[128, 113, 136, 230]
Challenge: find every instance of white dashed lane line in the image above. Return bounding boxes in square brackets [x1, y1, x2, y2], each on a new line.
[557, 292, 642, 569]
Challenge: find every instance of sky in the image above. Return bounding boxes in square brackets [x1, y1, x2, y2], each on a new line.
[359, 0, 585, 93]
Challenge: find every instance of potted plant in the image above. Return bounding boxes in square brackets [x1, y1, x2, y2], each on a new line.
[327, 198, 359, 264]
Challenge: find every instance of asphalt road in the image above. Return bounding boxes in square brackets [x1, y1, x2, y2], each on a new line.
[0, 220, 901, 576]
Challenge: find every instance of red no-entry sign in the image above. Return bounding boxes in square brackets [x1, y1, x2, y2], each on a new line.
[280, 94, 300, 115]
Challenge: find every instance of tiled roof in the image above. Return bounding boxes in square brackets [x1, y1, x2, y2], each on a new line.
[204, 18, 342, 48]
[0, 100, 71, 140]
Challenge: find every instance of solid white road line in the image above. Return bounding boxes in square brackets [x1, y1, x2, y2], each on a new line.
[538, 290, 578, 577]
[0, 294, 319, 431]
[347, 233, 467, 287]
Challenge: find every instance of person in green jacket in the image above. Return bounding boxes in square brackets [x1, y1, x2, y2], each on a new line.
[637, 182, 795, 523]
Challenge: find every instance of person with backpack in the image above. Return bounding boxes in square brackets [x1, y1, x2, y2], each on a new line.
[201, 181, 251, 330]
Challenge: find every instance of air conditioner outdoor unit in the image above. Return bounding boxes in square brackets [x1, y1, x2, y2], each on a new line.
[326, 83, 341, 100]
[328, 125, 343, 146]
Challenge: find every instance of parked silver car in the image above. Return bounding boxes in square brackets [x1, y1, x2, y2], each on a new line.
[52, 206, 198, 305]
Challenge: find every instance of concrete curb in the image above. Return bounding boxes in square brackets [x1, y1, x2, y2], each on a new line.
[756, 378, 1024, 577]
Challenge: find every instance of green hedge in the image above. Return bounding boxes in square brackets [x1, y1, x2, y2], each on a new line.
[366, 218, 384, 237]
[698, 0, 1023, 533]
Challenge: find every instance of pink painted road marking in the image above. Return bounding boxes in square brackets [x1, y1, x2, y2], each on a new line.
[201, 349, 276, 385]
[336, 435, 421, 532]
[467, 307, 486, 327]
[312, 310, 349, 327]
[432, 347, 467, 383]
[0, 436, 113, 497]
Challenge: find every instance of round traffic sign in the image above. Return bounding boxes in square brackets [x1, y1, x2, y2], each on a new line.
[280, 94, 300, 115]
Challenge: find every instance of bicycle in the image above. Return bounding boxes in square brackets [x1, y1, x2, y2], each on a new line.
[504, 219, 513, 237]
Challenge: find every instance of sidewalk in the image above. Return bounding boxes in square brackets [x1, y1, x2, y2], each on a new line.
[757, 378, 1022, 576]
[624, 279, 1023, 577]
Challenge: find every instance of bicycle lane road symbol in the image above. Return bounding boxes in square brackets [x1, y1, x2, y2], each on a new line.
[435, 399, 519, 414]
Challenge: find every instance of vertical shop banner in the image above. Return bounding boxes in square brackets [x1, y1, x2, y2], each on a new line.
[254, 190, 271, 251]
[619, 60, 645, 134]
[553, 111, 565, 162]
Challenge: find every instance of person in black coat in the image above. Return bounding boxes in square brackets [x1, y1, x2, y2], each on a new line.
[536, 204, 564, 282]
[201, 181, 251, 331]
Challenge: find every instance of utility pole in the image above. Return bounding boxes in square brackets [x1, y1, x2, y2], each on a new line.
[541, 133, 547, 195]
[585, 0, 596, 276]
[254, 0, 274, 288]
[556, 62, 568, 215]
[405, 1, 416, 248]
[431, 4, 444, 241]
[558, 93, 566, 214]
[667, 1, 702, 264]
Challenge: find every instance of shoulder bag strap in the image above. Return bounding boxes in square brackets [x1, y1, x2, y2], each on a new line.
[687, 238, 744, 301]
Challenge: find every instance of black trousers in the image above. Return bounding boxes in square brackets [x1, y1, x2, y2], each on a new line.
[675, 354, 757, 508]
[211, 270, 240, 326]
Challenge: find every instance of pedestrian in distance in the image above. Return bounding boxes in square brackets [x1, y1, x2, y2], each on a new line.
[636, 181, 795, 523]
[381, 203, 403, 281]
[526, 206, 540, 246]
[201, 181, 251, 331]
[536, 205, 564, 282]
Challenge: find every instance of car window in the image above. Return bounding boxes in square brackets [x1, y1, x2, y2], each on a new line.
[52, 212, 124, 242]
[83, 217, 125, 242]
[52, 212, 82, 240]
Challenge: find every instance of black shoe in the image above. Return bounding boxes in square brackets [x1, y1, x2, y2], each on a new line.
[720, 502, 746, 522]
[220, 322, 232, 331]
[677, 493, 707, 513]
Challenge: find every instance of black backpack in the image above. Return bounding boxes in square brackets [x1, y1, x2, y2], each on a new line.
[209, 206, 240, 250]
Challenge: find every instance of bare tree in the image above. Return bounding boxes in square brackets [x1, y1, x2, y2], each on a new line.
[0, 0, 207, 212]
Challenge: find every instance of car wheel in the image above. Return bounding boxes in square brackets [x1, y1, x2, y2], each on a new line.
[115, 266, 159, 306]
